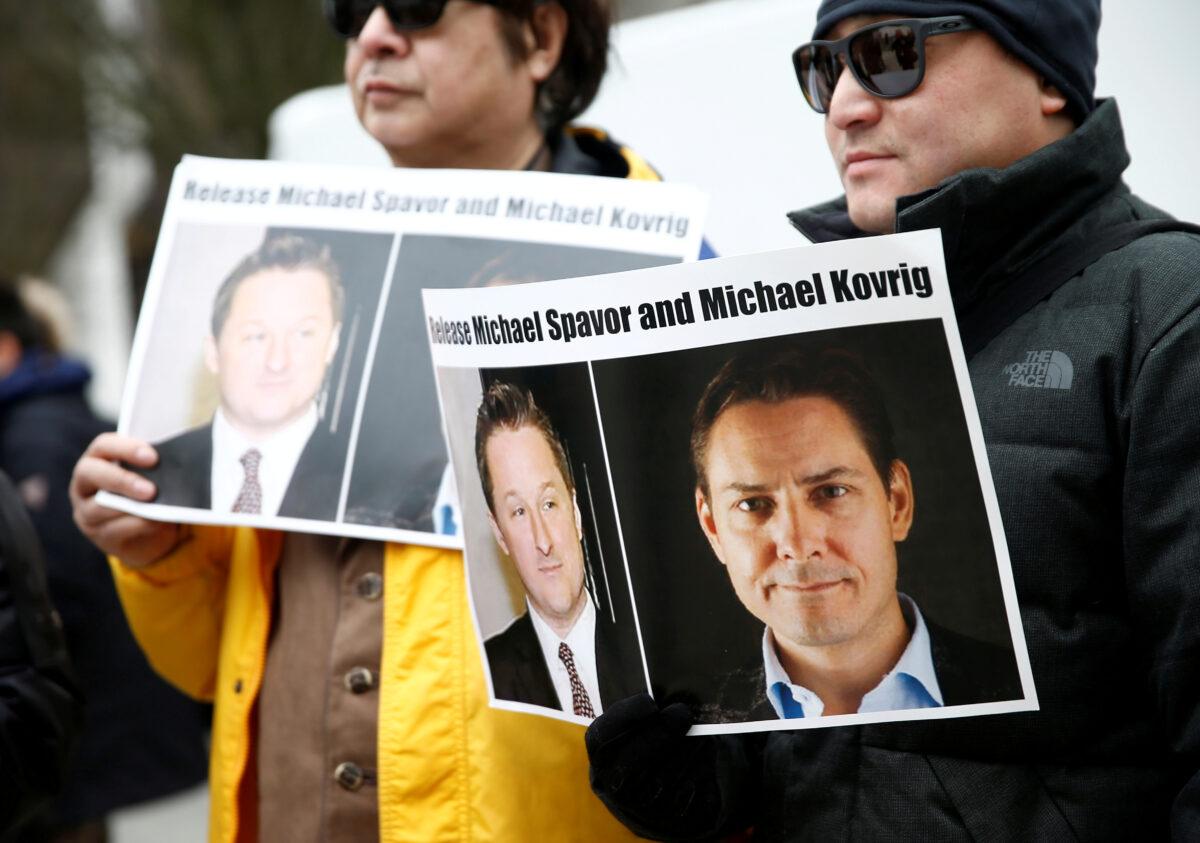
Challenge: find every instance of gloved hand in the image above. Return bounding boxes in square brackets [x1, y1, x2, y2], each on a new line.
[586, 693, 752, 841]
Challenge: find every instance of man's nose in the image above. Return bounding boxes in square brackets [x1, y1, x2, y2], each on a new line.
[827, 60, 882, 131]
[265, 336, 290, 373]
[531, 510, 554, 557]
[773, 501, 825, 562]
[356, 5, 414, 58]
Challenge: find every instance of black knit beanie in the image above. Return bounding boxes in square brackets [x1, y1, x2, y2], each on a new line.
[813, 0, 1101, 121]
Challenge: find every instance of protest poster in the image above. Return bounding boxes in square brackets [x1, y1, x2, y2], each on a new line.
[424, 229, 1037, 733]
[98, 155, 708, 547]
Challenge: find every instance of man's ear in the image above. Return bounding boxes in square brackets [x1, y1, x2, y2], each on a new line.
[695, 487, 727, 566]
[1040, 80, 1069, 118]
[487, 509, 510, 558]
[887, 459, 915, 542]
[524, 1, 568, 84]
[0, 332, 22, 379]
[203, 334, 220, 376]
[571, 490, 583, 541]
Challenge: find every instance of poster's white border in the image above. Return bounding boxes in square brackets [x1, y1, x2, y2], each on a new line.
[95, 489, 463, 549]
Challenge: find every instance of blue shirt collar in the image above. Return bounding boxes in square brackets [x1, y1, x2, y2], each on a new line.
[763, 593, 943, 719]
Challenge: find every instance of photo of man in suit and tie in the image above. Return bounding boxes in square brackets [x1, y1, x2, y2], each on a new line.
[475, 380, 628, 720]
[139, 233, 345, 520]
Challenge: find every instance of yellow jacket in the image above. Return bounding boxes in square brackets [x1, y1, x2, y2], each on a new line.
[110, 529, 641, 842]
[110, 131, 663, 841]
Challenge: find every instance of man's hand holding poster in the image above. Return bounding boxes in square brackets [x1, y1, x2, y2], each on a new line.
[98, 155, 708, 546]
[423, 230, 1037, 733]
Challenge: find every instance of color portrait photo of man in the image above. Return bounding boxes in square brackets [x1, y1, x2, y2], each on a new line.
[475, 380, 635, 720]
[139, 233, 346, 520]
[691, 346, 1019, 722]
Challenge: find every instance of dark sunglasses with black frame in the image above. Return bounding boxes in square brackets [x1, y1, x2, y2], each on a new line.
[793, 16, 977, 114]
[323, 0, 507, 38]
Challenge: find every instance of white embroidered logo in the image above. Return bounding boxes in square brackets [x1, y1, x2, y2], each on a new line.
[1003, 351, 1074, 389]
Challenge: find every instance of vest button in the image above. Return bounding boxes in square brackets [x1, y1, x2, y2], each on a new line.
[343, 666, 376, 694]
[355, 572, 383, 601]
[333, 761, 365, 792]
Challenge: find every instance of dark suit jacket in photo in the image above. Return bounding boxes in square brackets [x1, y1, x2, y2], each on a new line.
[484, 608, 642, 713]
[698, 617, 1023, 724]
[140, 419, 346, 521]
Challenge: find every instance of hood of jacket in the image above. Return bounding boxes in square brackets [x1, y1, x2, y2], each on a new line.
[0, 351, 91, 407]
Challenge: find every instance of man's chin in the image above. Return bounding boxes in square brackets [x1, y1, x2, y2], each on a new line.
[769, 598, 860, 649]
[532, 593, 587, 627]
[845, 196, 898, 235]
[776, 620, 859, 649]
[226, 407, 310, 440]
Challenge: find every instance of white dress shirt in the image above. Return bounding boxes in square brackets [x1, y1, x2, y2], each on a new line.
[211, 405, 319, 516]
[528, 596, 603, 717]
[762, 593, 944, 718]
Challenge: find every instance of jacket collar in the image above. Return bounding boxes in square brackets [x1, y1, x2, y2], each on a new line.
[0, 350, 91, 406]
[550, 127, 631, 179]
[788, 99, 1131, 312]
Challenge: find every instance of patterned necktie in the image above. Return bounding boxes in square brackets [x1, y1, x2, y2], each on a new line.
[557, 641, 595, 719]
[232, 448, 263, 514]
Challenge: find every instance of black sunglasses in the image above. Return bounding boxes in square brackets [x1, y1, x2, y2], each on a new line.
[792, 16, 977, 114]
[323, 0, 504, 38]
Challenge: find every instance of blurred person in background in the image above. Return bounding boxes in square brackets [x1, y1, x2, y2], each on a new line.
[70, 0, 681, 840]
[0, 277, 208, 843]
[0, 464, 80, 838]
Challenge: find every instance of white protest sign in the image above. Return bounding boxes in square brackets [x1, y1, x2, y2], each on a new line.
[99, 155, 708, 546]
[425, 230, 1036, 733]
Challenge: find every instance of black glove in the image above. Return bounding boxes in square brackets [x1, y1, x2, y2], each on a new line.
[586, 693, 753, 841]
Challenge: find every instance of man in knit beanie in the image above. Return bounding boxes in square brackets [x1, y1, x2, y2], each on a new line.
[587, 1, 1200, 838]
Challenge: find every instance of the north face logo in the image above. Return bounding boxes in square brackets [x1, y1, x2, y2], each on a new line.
[1003, 350, 1073, 389]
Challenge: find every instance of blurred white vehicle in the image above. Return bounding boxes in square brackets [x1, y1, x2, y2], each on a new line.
[271, 0, 1200, 256]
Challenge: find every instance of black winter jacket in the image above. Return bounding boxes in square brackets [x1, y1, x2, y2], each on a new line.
[602, 100, 1200, 841]
[0, 354, 208, 830]
[0, 468, 80, 836]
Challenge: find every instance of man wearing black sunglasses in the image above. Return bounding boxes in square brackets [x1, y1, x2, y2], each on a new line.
[587, 0, 1200, 839]
[70, 1, 667, 841]
[331, 0, 647, 176]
